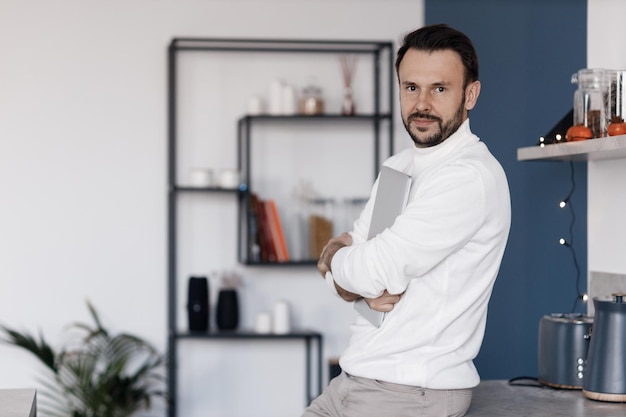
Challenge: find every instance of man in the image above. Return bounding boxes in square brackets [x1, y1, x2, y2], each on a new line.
[304, 24, 511, 417]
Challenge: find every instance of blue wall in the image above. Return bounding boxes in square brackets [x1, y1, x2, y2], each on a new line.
[425, 0, 588, 379]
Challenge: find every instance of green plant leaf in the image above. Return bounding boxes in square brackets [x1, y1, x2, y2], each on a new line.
[0, 301, 165, 417]
[0, 325, 59, 373]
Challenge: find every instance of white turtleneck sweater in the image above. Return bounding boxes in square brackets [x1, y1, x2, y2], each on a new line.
[328, 119, 511, 389]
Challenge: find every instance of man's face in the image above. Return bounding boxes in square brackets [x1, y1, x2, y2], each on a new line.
[398, 48, 480, 148]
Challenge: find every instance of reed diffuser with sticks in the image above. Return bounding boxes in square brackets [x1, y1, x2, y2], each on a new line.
[339, 55, 358, 115]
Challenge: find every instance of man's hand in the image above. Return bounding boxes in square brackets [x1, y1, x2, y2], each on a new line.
[318, 232, 361, 302]
[365, 290, 402, 312]
[317, 232, 353, 278]
[317, 233, 403, 308]
[334, 283, 362, 302]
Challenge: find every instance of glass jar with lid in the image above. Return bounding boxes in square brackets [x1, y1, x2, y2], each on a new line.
[571, 68, 610, 138]
[306, 197, 334, 259]
[300, 84, 324, 115]
[604, 70, 626, 135]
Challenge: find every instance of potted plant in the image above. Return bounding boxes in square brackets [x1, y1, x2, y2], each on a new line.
[0, 301, 166, 417]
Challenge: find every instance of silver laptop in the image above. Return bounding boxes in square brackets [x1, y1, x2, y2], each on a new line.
[354, 166, 412, 327]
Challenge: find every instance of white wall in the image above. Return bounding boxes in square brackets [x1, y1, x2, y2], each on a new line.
[587, 0, 626, 276]
[0, 1, 423, 416]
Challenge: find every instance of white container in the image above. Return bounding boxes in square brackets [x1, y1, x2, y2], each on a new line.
[218, 168, 239, 189]
[281, 84, 298, 115]
[189, 168, 213, 187]
[254, 311, 272, 334]
[272, 299, 291, 334]
[269, 79, 284, 115]
[247, 95, 264, 115]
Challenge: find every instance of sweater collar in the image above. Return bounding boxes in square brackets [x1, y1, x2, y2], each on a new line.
[412, 118, 475, 155]
[410, 118, 478, 173]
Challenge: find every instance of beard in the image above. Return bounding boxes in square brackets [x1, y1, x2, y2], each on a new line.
[402, 94, 466, 148]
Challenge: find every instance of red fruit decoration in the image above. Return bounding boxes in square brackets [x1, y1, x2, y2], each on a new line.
[565, 124, 593, 142]
[607, 117, 626, 136]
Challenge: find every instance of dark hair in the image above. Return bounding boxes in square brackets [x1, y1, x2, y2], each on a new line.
[395, 24, 479, 86]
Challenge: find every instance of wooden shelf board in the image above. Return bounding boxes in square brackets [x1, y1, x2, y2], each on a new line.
[517, 134, 626, 161]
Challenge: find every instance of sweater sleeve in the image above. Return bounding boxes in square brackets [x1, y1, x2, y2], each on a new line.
[331, 162, 486, 298]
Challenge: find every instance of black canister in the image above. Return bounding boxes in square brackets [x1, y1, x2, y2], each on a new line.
[583, 293, 626, 402]
[187, 276, 209, 332]
[216, 288, 239, 331]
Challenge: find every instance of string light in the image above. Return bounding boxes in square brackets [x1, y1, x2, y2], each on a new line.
[538, 133, 564, 147]
[558, 160, 585, 313]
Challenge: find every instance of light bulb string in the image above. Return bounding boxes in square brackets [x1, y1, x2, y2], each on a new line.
[562, 160, 583, 313]
[563, 160, 576, 203]
[566, 238, 583, 312]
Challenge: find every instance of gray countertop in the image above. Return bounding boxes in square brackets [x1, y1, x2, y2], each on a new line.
[0, 389, 37, 417]
[7, 381, 622, 417]
[468, 380, 625, 416]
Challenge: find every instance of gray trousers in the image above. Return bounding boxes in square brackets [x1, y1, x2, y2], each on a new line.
[302, 372, 473, 417]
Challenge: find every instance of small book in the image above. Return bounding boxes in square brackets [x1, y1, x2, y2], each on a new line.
[266, 199, 289, 262]
[354, 166, 412, 327]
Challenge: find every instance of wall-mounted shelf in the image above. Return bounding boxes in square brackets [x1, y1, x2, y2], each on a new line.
[517, 134, 626, 161]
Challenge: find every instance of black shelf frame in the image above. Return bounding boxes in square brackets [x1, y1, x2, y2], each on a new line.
[237, 113, 394, 189]
[167, 37, 395, 417]
[173, 186, 245, 193]
[237, 113, 393, 264]
[176, 330, 323, 405]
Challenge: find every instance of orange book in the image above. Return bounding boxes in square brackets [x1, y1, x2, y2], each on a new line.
[266, 199, 289, 262]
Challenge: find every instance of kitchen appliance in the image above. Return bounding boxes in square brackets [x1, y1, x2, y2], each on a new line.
[538, 313, 593, 389]
[583, 293, 626, 402]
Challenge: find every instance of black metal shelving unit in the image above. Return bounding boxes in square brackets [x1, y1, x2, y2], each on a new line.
[167, 37, 394, 417]
[177, 330, 323, 405]
[237, 113, 393, 265]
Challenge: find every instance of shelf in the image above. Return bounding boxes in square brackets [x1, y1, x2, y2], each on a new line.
[176, 329, 321, 339]
[172, 185, 245, 193]
[241, 259, 318, 267]
[171, 38, 392, 54]
[517, 134, 626, 161]
[238, 113, 392, 123]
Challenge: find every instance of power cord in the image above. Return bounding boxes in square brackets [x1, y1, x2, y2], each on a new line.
[508, 376, 544, 388]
